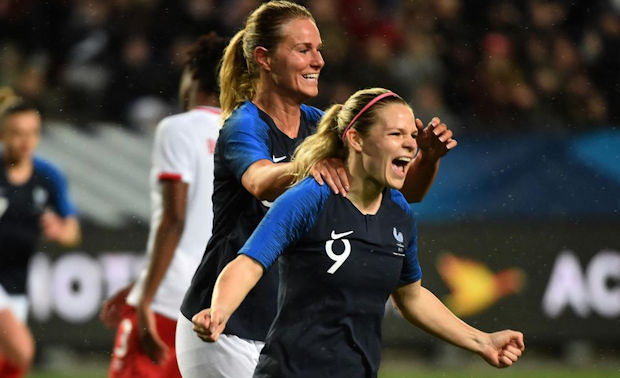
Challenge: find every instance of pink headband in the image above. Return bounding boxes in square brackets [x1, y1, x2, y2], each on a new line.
[341, 92, 400, 142]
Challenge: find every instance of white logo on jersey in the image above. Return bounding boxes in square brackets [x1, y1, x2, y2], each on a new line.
[272, 155, 287, 163]
[0, 197, 8, 218]
[33, 186, 48, 210]
[393, 227, 403, 243]
[325, 230, 353, 274]
[331, 230, 353, 239]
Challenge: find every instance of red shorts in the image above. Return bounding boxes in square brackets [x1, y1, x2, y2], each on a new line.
[109, 305, 181, 378]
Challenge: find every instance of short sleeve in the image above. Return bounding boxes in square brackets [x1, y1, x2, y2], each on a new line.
[154, 118, 194, 184]
[240, 179, 330, 270]
[399, 214, 422, 285]
[34, 158, 77, 217]
[220, 106, 271, 182]
[390, 190, 422, 285]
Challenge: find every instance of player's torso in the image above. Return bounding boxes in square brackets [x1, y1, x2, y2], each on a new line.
[259, 190, 415, 377]
[133, 109, 221, 317]
[279, 190, 413, 320]
[181, 104, 318, 338]
[0, 163, 56, 293]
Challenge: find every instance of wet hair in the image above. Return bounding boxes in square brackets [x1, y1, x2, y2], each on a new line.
[219, 1, 315, 120]
[185, 32, 228, 95]
[290, 88, 410, 184]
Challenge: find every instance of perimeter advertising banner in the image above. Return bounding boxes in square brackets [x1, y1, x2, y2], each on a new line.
[26, 129, 620, 350]
[26, 220, 619, 351]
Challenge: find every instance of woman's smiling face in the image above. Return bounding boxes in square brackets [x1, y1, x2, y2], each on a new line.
[267, 17, 324, 102]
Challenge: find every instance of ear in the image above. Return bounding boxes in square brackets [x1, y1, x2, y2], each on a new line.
[346, 129, 364, 153]
[254, 46, 271, 72]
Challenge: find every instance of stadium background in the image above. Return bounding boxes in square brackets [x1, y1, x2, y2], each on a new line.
[1, 0, 618, 376]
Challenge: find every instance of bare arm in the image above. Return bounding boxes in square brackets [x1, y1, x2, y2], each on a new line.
[241, 160, 294, 201]
[137, 180, 188, 310]
[136, 179, 187, 363]
[400, 117, 457, 203]
[242, 159, 350, 200]
[192, 255, 264, 342]
[391, 280, 524, 368]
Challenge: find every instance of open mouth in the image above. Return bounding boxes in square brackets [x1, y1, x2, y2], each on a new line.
[302, 73, 319, 81]
[391, 156, 412, 177]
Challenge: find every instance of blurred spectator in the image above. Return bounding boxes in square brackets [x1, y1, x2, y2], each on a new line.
[0, 0, 615, 132]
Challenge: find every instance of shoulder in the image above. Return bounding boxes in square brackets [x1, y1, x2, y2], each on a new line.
[33, 156, 68, 187]
[275, 178, 331, 211]
[33, 156, 65, 178]
[388, 189, 414, 217]
[300, 104, 324, 123]
[289, 177, 330, 198]
[223, 101, 264, 133]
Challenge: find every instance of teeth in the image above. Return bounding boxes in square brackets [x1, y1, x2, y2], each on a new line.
[396, 157, 412, 163]
[302, 74, 318, 79]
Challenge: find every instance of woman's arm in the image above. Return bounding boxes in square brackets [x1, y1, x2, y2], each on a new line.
[192, 255, 264, 342]
[242, 159, 350, 201]
[391, 280, 524, 368]
[400, 117, 457, 203]
[241, 160, 294, 201]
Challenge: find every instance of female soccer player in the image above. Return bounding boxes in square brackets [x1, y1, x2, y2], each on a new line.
[193, 88, 525, 377]
[177, 2, 456, 376]
[0, 89, 80, 378]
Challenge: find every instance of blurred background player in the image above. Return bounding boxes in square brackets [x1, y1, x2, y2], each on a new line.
[177, 2, 456, 377]
[101, 33, 228, 378]
[192, 87, 524, 376]
[0, 87, 80, 378]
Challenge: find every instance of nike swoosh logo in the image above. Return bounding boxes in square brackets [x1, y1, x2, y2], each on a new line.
[272, 155, 287, 163]
[331, 230, 354, 239]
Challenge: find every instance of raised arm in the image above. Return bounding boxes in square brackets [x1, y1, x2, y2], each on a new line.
[391, 280, 524, 368]
[192, 255, 264, 342]
[400, 117, 457, 203]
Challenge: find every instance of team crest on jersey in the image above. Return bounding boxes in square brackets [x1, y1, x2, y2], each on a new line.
[33, 186, 48, 210]
[393, 227, 405, 253]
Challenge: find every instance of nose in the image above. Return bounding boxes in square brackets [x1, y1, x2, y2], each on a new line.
[403, 133, 416, 152]
[311, 49, 324, 69]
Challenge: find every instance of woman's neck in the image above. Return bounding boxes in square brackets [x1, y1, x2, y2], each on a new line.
[253, 83, 302, 138]
[4, 156, 33, 185]
[345, 157, 384, 215]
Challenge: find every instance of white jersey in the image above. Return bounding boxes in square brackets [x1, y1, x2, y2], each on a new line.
[127, 106, 220, 319]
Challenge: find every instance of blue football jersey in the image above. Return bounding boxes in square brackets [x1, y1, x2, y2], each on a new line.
[240, 178, 421, 377]
[181, 101, 323, 341]
[0, 156, 77, 294]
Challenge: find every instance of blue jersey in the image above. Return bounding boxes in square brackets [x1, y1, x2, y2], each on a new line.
[0, 156, 77, 294]
[241, 178, 421, 378]
[181, 101, 323, 341]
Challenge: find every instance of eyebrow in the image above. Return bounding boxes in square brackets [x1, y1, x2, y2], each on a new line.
[293, 42, 322, 49]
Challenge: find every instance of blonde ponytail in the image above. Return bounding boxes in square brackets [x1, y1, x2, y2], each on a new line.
[219, 30, 254, 121]
[290, 104, 345, 184]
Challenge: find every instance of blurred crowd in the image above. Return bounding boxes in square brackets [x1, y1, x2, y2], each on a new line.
[1, 0, 618, 133]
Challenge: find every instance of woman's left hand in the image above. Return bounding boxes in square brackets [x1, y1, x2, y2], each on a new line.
[479, 330, 525, 368]
[415, 117, 457, 162]
[311, 158, 349, 196]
